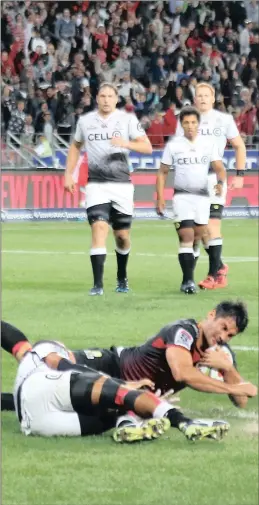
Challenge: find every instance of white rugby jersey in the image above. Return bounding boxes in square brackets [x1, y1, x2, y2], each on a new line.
[74, 109, 145, 183]
[175, 109, 239, 159]
[161, 136, 221, 194]
[13, 340, 70, 411]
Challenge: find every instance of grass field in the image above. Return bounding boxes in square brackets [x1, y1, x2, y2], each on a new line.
[2, 219, 258, 505]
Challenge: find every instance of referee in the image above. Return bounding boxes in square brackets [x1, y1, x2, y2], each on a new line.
[65, 83, 152, 295]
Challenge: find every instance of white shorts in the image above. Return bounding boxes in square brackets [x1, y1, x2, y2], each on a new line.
[19, 370, 81, 437]
[84, 182, 134, 216]
[173, 193, 210, 225]
[208, 173, 227, 206]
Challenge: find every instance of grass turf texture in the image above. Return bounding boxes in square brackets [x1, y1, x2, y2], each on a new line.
[2, 219, 258, 505]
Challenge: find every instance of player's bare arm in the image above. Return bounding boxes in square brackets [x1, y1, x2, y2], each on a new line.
[201, 348, 248, 408]
[165, 346, 257, 397]
[64, 140, 83, 193]
[228, 135, 246, 190]
[156, 163, 170, 215]
[211, 160, 226, 196]
[110, 134, 152, 154]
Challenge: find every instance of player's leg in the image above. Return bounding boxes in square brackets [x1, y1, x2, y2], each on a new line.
[193, 223, 207, 271]
[1, 321, 32, 411]
[87, 375, 229, 442]
[200, 174, 228, 289]
[173, 194, 196, 293]
[1, 321, 32, 361]
[113, 226, 131, 293]
[110, 183, 134, 293]
[69, 372, 172, 442]
[86, 200, 111, 295]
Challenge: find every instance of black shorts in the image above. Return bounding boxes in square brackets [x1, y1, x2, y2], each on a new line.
[69, 369, 118, 435]
[73, 347, 121, 378]
[86, 203, 132, 230]
[209, 204, 224, 219]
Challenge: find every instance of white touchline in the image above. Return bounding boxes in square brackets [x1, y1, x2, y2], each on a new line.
[2, 250, 258, 262]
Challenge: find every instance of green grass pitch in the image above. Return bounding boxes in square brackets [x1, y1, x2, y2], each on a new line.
[2, 219, 258, 505]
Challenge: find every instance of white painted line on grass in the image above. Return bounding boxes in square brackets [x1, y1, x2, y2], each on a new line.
[232, 346, 259, 352]
[187, 408, 258, 420]
[2, 250, 258, 263]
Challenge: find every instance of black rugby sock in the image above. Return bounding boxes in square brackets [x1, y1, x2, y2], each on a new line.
[90, 248, 106, 288]
[115, 247, 130, 281]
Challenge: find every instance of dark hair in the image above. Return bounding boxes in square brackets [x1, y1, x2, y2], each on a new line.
[179, 106, 200, 124]
[214, 300, 248, 333]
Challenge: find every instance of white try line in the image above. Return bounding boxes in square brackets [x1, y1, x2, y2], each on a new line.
[232, 346, 259, 352]
[2, 250, 258, 263]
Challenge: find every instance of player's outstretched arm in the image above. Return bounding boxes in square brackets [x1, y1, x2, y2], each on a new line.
[165, 346, 257, 397]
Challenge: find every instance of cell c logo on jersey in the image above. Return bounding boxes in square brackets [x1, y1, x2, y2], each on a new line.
[112, 130, 122, 138]
[213, 128, 222, 137]
[201, 156, 209, 164]
[137, 123, 145, 133]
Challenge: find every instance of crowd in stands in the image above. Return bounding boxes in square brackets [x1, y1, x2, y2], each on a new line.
[1, 0, 259, 152]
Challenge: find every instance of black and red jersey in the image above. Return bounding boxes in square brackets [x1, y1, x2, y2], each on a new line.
[118, 319, 201, 394]
[74, 318, 237, 395]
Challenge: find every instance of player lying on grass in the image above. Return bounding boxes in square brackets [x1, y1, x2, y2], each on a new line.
[73, 300, 257, 409]
[2, 300, 257, 419]
[8, 333, 231, 442]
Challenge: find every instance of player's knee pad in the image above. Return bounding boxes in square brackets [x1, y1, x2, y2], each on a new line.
[1, 321, 30, 355]
[87, 203, 111, 226]
[111, 208, 132, 230]
[70, 370, 103, 415]
[209, 204, 224, 220]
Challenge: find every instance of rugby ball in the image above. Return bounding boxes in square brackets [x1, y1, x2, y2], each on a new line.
[196, 345, 234, 382]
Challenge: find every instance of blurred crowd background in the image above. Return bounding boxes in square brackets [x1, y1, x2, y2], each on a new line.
[1, 0, 259, 154]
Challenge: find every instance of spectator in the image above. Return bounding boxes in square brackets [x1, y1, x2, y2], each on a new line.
[43, 112, 54, 147]
[147, 110, 165, 148]
[163, 102, 177, 140]
[21, 114, 35, 149]
[245, 0, 259, 25]
[7, 99, 26, 139]
[34, 102, 50, 134]
[151, 57, 168, 84]
[241, 57, 259, 86]
[99, 61, 113, 82]
[55, 8, 76, 55]
[239, 20, 253, 56]
[117, 71, 133, 98]
[113, 48, 130, 78]
[1, 0, 258, 157]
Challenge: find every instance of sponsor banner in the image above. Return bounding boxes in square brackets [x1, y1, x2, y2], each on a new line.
[1, 171, 258, 209]
[1, 207, 258, 222]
